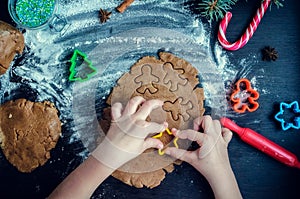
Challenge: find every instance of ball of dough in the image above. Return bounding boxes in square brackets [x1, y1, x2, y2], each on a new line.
[0, 21, 25, 75]
[0, 99, 61, 173]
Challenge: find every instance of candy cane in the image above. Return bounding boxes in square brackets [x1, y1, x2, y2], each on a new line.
[218, 0, 271, 51]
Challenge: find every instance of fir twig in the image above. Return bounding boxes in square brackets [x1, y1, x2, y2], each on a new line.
[197, 0, 238, 21]
[269, 0, 284, 10]
[197, 0, 284, 22]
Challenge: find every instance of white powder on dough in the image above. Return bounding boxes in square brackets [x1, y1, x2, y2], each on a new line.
[2, 0, 258, 159]
[0, 2, 272, 198]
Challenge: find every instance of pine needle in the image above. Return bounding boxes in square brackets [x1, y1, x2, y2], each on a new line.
[197, 0, 238, 21]
[197, 0, 284, 22]
[270, 0, 284, 10]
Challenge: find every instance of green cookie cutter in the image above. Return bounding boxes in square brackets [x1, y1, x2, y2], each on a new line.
[69, 49, 97, 82]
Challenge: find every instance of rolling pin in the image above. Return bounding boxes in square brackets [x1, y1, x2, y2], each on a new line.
[221, 117, 300, 169]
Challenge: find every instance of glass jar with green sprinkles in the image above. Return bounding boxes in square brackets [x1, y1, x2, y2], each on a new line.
[8, 0, 57, 29]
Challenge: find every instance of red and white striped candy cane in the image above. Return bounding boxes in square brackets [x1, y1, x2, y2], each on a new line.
[218, 0, 271, 51]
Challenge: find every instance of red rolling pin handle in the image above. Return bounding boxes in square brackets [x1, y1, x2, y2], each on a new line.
[221, 117, 300, 169]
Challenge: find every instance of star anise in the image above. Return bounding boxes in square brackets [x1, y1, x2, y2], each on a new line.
[262, 46, 278, 61]
[99, 9, 112, 23]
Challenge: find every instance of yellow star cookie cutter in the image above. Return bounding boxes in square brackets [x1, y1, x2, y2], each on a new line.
[152, 128, 179, 155]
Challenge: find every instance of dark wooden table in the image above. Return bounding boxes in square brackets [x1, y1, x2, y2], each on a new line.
[1, 0, 300, 198]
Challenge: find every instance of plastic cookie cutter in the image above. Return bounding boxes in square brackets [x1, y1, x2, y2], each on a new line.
[152, 128, 179, 155]
[274, 101, 300, 131]
[230, 78, 259, 113]
[69, 49, 97, 82]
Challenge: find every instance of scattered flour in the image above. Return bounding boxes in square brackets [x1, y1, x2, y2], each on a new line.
[0, 0, 240, 156]
[0, 2, 272, 199]
[1, 0, 268, 182]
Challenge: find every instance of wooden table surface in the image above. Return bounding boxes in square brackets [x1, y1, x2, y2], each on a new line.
[1, 0, 300, 198]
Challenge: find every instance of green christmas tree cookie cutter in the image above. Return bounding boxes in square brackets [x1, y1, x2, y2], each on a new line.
[69, 49, 97, 82]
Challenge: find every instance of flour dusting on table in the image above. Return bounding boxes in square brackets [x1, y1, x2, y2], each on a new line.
[0, 0, 240, 180]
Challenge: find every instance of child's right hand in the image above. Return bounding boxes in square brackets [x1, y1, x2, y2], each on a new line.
[165, 115, 233, 178]
[165, 116, 242, 199]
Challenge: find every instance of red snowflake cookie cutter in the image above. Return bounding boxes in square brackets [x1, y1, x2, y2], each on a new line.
[230, 78, 259, 113]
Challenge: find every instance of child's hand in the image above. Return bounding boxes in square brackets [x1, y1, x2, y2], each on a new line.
[164, 115, 233, 179]
[92, 96, 167, 169]
[49, 97, 167, 199]
[165, 116, 242, 199]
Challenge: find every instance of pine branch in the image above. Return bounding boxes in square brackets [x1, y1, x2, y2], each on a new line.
[197, 0, 284, 22]
[270, 0, 284, 10]
[197, 0, 238, 21]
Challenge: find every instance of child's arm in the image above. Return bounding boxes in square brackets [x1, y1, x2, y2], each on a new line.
[48, 156, 114, 199]
[48, 96, 166, 199]
[165, 115, 242, 199]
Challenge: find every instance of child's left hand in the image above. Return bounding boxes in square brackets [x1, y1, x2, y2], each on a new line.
[92, 96, 167, 169]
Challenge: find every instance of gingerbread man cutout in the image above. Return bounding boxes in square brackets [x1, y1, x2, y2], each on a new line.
[163, 62, 188, 92]
[163, 97, 193, 122]
[134, 64, 160, 94]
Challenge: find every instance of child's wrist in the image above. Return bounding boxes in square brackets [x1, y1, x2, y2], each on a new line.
[205, 165, 242, 199]
[91, 137, 139, 170]
[201, 161, 233, 181]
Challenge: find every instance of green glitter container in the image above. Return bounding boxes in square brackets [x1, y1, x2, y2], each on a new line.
[8, 0, 57, 29]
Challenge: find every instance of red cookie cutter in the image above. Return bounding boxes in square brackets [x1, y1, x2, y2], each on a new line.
[230, 78, 259, 113]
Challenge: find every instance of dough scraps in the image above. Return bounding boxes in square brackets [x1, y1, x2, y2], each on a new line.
[0, 99, 61, 173]
[0, 21, 25, 75]
[100, 52, 205, 188]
